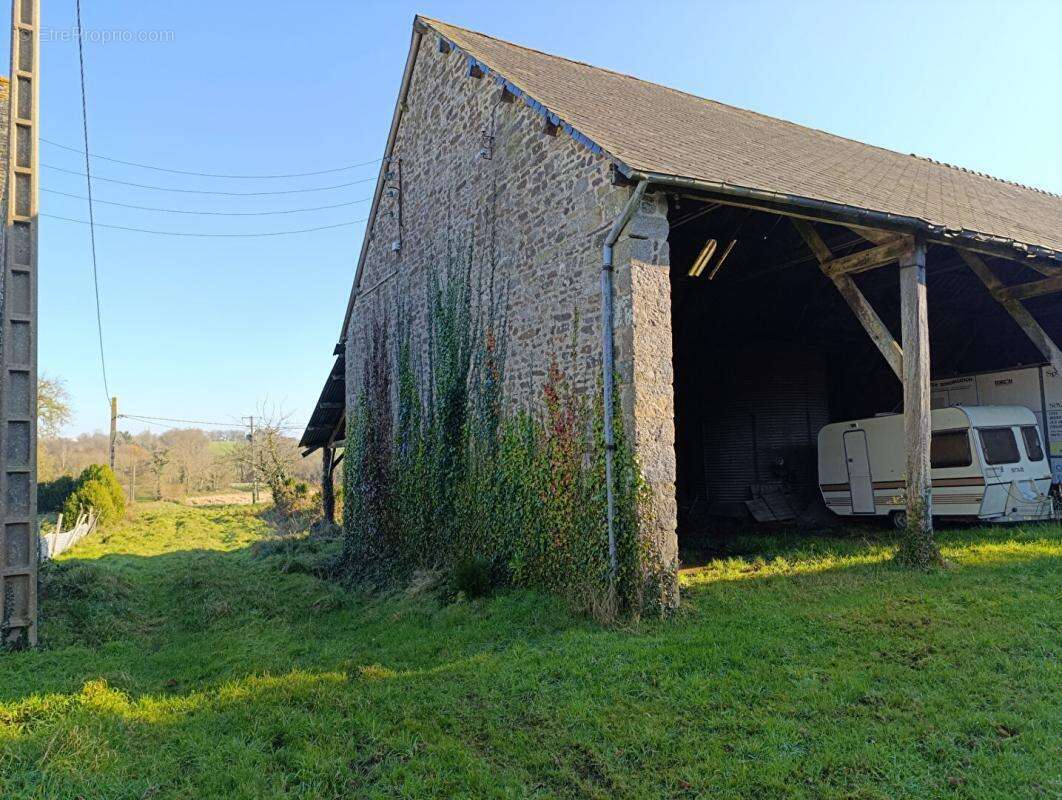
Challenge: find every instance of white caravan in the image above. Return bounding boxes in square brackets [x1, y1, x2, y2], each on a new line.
[818, 406, 1054, 525]
[931, 364, 1062, 484]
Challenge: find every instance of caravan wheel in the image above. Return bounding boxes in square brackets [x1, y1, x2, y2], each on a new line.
[890, 510, 907, 531]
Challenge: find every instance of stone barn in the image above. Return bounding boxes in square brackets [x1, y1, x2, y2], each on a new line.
[301, 16, 1062, 586]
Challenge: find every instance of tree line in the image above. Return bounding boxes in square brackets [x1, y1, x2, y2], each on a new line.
[38, 376, 317, 502]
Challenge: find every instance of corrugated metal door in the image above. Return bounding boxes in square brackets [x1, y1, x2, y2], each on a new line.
[843, 430, 875, 513]
[701, 345, 830, 515]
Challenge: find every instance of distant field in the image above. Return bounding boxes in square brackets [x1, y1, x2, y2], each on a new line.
[1, 503, 1059, 799]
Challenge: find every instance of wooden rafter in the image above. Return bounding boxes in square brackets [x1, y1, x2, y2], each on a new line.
[845, 225, 894, 245]
[793, 220, 903, 378]
[1003, 273, 1062, 302]
[957, 250, 1062, 368]
[821, 236, 914, 278]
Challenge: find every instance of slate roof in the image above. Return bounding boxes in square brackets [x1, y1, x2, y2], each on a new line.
[422, 17, 1062, 259]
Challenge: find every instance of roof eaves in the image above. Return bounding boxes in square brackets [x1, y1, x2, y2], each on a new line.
[624, 167, 1062, 265]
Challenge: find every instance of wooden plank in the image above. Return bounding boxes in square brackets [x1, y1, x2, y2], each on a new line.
[1003, 273, 1062, 302]
[899, 240, 933, 538]
[792, 219, 832, 264]
[832, 275, 904, 378]
[793, 220, 903, 378]
[822, 236, 913, 278]
[958, 250, 1062, 368]
[846, 225, 895, 245]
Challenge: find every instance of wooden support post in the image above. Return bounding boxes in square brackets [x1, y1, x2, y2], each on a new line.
[108, 397, 118, 470]
[321, 446, 336, 525]
[793, 220, 904, 378]
[898, 239, 940, 565]
[958, 250, 1062, 369]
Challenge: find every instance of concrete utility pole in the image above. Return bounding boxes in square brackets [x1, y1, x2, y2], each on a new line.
[0, 0, 40, 648]
[108, 397, 117, 470]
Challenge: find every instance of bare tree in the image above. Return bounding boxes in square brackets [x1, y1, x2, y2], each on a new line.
[162, 428, 213, 495]
[37, 374, 73, 480]
[227, 403, 300, 503]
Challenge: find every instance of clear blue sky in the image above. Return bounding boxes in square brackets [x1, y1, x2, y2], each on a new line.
[22, 0, 1062, 435]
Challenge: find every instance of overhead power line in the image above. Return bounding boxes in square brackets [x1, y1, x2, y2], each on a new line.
[75, 0, 110, 405]
[122, 413, 303, 431]
[42, 137, 382, 179]
[42, 163, 378, 195]
[43, 212, 368, 237]
[42, 187, 372, 216]
[122, 413, 246, 428]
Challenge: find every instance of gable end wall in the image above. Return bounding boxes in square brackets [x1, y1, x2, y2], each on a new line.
[344, 34, 677, 571]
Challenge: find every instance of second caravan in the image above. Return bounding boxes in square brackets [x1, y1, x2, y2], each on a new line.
[818, 406, 1054, 525]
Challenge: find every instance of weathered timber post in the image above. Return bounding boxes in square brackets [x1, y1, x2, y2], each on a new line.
[108, 397, 117, 469]
[897, 238, 942, 566]
[321, 446, 335, 525]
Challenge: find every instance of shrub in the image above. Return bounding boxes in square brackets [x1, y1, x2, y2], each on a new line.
[273, 478, 314, 516]
[38, 475, 76, 514]
[451, 556, 495, 599]
[61, 464, 126, 525]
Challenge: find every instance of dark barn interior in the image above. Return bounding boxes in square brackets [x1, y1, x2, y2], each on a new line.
[666, 193, 1062, 551]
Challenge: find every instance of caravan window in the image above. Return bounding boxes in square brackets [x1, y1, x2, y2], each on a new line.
[1021, 426, 1045, 461]
[979, 427, 1020, 465]
[931, 430, 972, 468]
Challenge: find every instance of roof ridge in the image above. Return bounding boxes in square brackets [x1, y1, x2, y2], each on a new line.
[911, 154, 1061, 198]
[418, 16, 1062, 201]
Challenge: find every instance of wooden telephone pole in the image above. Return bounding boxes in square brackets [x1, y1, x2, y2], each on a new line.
[108, 397, 117, 470]
[246, 415, 259, 504]
[0, 0, 39, 648]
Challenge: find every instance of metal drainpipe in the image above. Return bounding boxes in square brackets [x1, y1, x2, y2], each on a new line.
[601, 179, 649, 578]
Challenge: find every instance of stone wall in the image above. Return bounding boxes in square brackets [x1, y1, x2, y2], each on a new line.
[343, 34, 677, 578]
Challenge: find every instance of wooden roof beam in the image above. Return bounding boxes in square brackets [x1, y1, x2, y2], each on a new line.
[793, 220, 903, 379]
[845, 225, 894, 245]
[958, 250, 1062, 368]
[821, 235, 914, 278]
[1003, 273, 1062, 302]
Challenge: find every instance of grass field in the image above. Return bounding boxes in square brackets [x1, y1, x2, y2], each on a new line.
[1, 503, 1059, 799]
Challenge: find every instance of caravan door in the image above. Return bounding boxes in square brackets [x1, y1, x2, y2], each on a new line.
[843, 430, 875, 514]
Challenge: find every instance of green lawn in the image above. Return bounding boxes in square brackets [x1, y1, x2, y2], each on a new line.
[1, 503, 1059, 799]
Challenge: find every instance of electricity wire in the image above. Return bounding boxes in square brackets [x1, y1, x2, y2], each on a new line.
[43, 213, 367, 237]
[122, 413, 304, 431]
[75, 0, 110, 404]
[42, 137, 382, 179]
[42, 163, 378, 195]
[41, 187, 372, 216]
